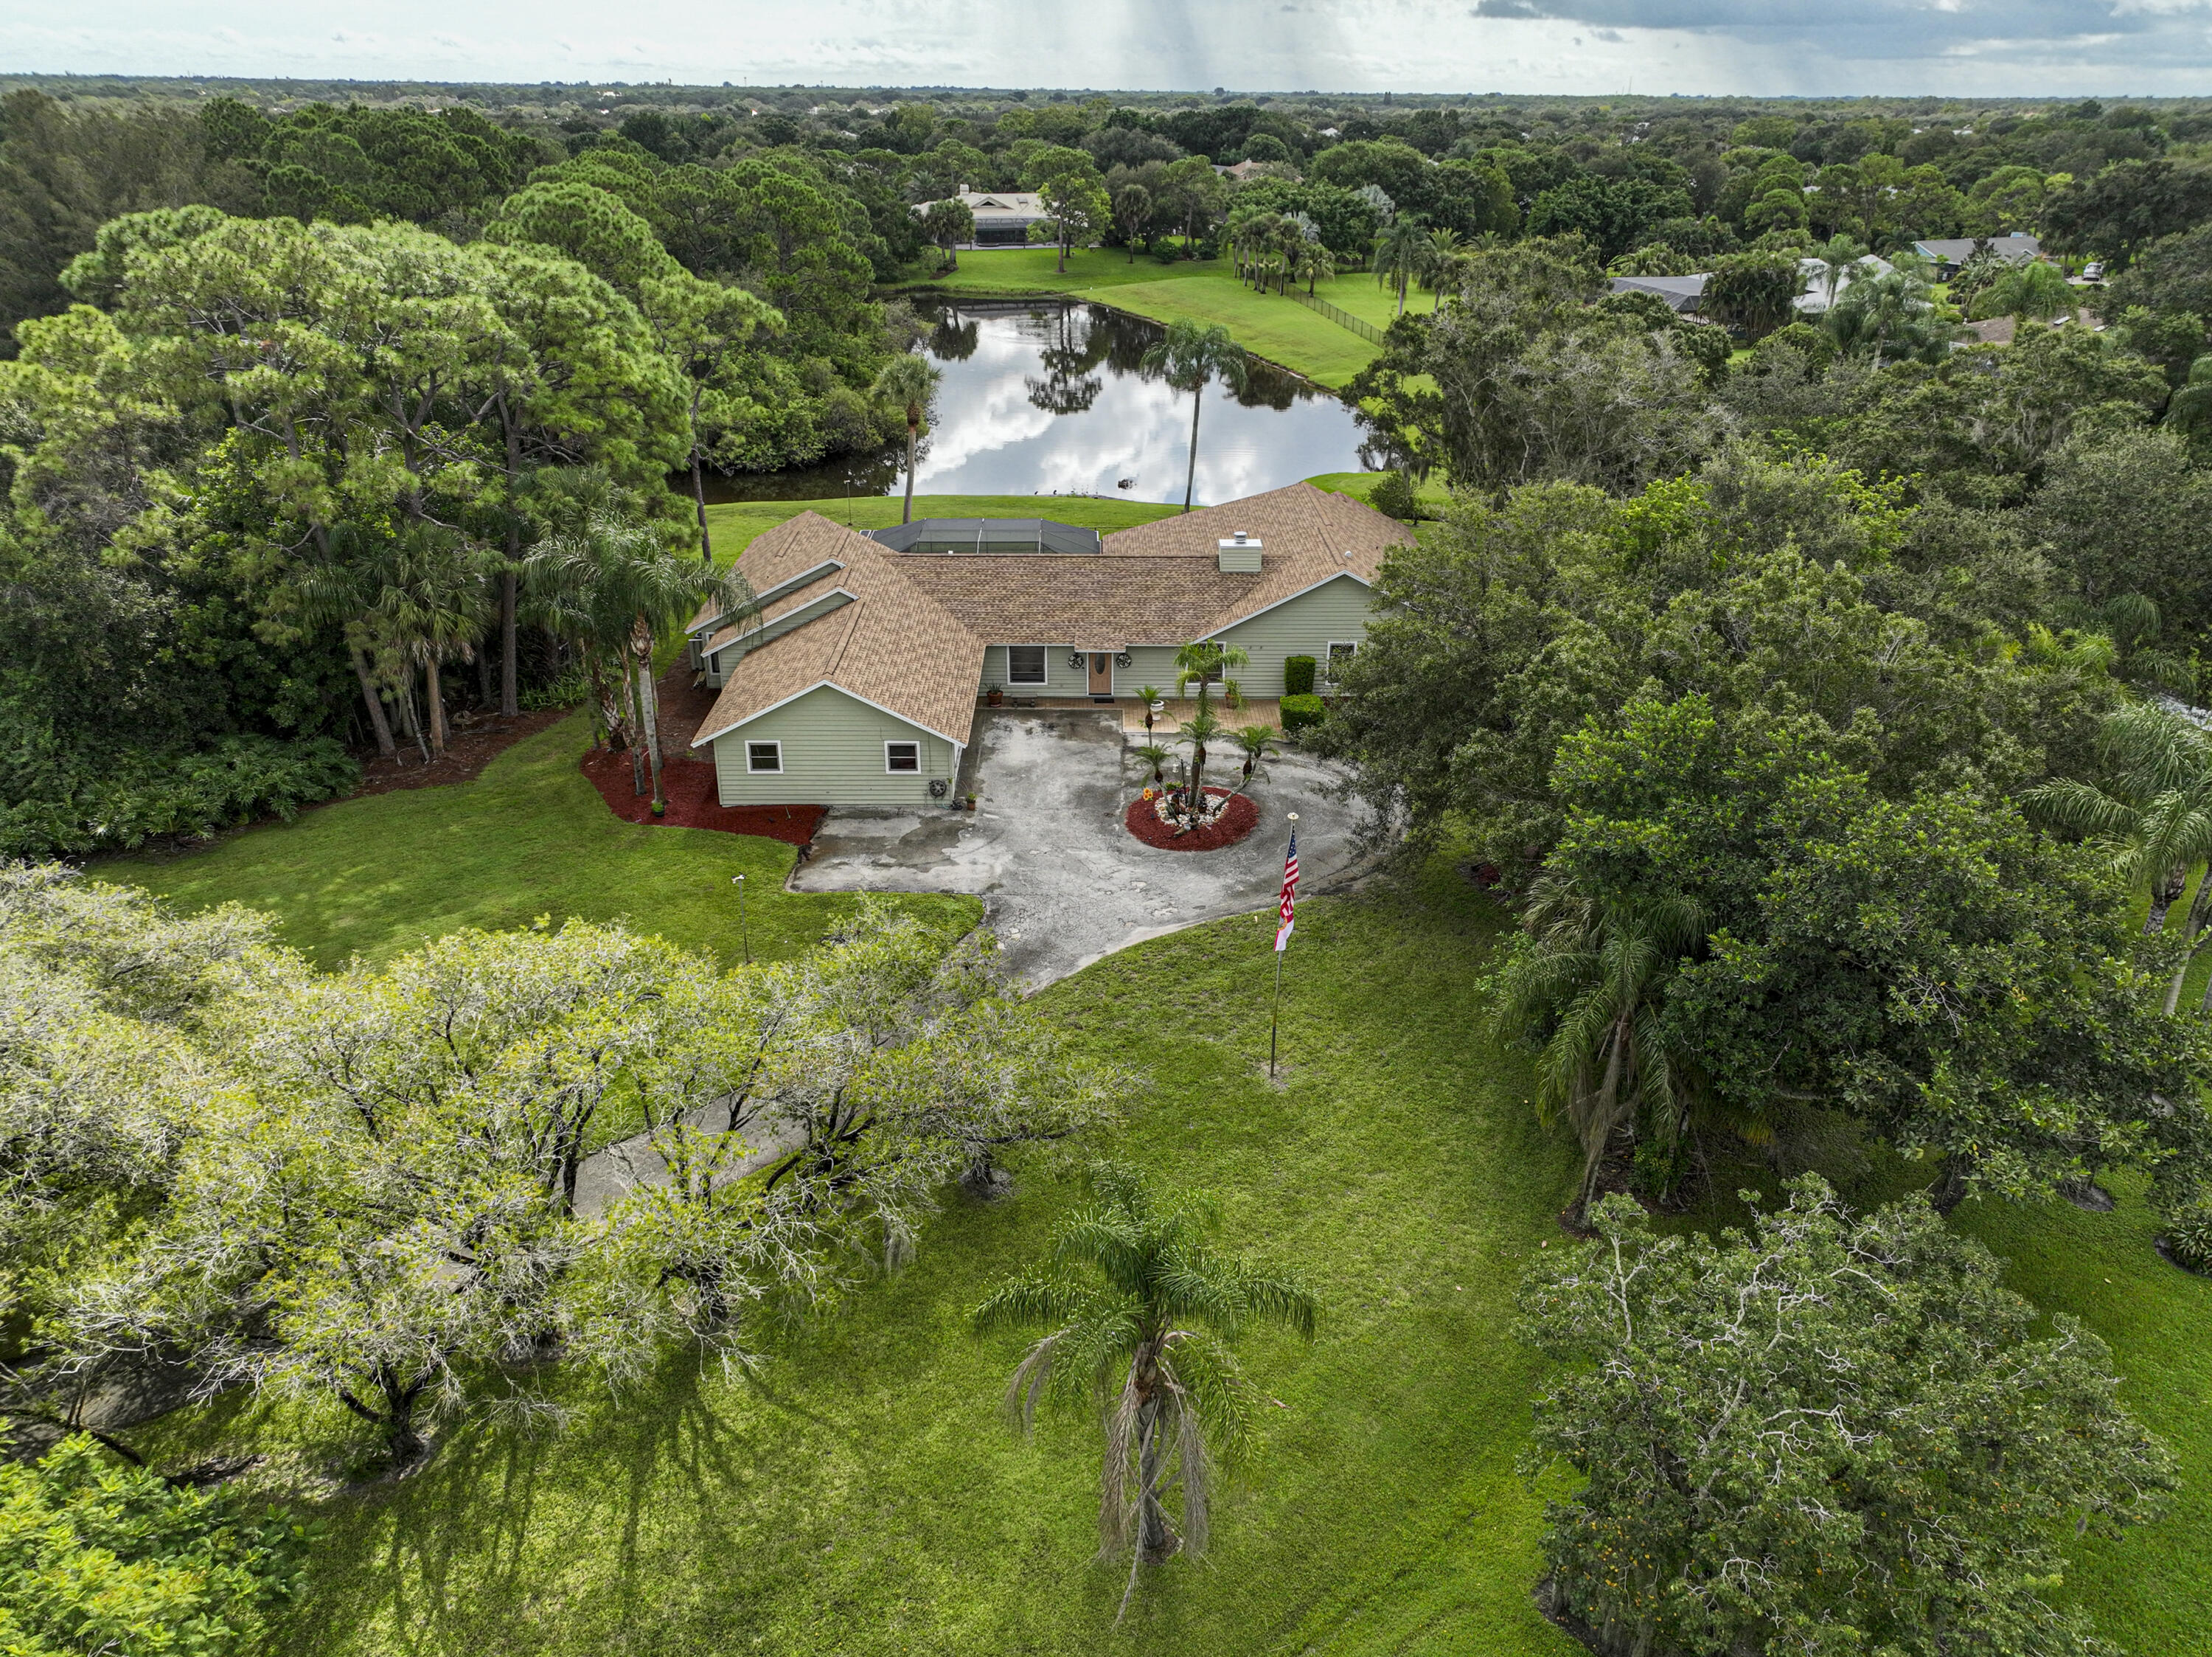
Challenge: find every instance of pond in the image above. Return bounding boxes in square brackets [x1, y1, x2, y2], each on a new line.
[702, 299, 1377, 507]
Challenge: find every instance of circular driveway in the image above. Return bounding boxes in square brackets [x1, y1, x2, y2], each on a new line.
[787, 709, 1379, 987]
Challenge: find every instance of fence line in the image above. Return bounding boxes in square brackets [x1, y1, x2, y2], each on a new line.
[1286, 288, 1386, 346]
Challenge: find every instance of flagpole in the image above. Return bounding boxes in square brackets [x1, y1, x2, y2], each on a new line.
[1270, 813, 1297, 1081]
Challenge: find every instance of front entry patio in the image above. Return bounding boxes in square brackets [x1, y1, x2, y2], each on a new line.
[787, 708, 1377, 987]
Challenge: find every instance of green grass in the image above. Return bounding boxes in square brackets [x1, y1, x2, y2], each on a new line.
[119, 853, 2212, 1657]
[105, 712, 977, 971]
[705, 490, 1187, 564]
[911, 251, 1385, 387]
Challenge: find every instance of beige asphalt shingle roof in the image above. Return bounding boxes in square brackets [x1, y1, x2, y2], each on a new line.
[691, 514, 984, 748]
[689, 485, 1411, 749]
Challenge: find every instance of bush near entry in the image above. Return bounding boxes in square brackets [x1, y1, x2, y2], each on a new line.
[1279, 693, 1326, 734]
[1283, 655, 1318, 697]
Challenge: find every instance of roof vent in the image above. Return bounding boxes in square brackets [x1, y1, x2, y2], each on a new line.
[1217, 534, 1262, 573]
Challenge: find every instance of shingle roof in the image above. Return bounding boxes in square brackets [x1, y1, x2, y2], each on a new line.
[688, 486, 1411, 748]
[691, 514, 984, 749]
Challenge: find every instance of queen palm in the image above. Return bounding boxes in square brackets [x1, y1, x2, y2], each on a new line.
[871, 352, 941, 526]
[1811, 232, 1871, 308]
[364, 524, 498, 762]
[2026, 703, 2212, 1012]
[973, 1163, 1315, 1622]
[1418, 227, 1463, 310]
[1972, 258, 2076, 332]
[1141, 321, 1248, 513]
[1373, 215, 1427, 318]
[1493, 873, 1706, 1223]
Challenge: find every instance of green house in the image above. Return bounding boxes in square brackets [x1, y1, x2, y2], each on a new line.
[684, 482, 1411, 807]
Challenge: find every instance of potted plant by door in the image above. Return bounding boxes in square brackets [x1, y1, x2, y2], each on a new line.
[986, 683, 1004, 707]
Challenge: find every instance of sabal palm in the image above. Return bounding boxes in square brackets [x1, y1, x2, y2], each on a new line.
[1293, 240, 1335, 297]
[2025, 703, 2212, 1012]
[872, 352, 940, 526]
[973, 1163, 1314, 1619]
[1141, 320, 1248, 513]
[1493, 874, 1706, 1220]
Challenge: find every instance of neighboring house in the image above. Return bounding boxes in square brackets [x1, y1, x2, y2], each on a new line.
[1607, 274, 1707, 313]
[914, 190, 1053, 247]
[1911, 232, 2041, 279]
[684, 482, 1411, 807]
[1794, 253, 1892, 314]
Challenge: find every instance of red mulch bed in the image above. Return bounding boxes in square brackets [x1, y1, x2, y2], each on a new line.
[580, 748, 824, 847]
[1124, 786, 1259, 852]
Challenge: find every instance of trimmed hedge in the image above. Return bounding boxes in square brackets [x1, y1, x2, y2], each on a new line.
[1280, 693, 1326, 734]
[1283, 655, 1318, 697]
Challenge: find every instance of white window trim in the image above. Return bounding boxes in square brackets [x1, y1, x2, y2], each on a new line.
[1004, 643, 1049, 687]
[1323, 640, 1360, 681]
[884, 740, 922, 774]
[745, 739, 784, 774]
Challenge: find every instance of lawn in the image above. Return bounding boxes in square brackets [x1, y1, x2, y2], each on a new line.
[704, 488, 1187, 565]
[107, 712, 978, 971]
[911, 250, 1386, 388]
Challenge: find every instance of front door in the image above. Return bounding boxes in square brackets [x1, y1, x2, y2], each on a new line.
[1088, 652, 1114, 698]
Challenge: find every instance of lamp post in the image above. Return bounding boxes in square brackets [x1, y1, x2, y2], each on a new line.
[732, 873, 751, 965]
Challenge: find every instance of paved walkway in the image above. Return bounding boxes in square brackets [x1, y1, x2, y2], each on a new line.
[789, 709, 1380, 987]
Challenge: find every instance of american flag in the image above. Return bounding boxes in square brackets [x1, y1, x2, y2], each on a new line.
[1274, 826, 1299, 953]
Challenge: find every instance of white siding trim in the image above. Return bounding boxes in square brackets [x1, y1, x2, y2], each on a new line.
[884, 739, 922, 774]
[744, 739, 784, 774]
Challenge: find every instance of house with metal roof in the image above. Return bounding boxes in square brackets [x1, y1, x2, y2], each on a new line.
[1911, 232, 2042, 278]
[682, 482, 1411, 807]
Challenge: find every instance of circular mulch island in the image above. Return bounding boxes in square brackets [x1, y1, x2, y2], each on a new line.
[1124, 786, 1259, 852]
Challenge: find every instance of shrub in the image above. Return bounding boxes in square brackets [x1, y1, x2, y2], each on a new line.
[2163, 1191, 2212, 1272]
[0, 1433, 307, 1653]
[0, 734, 361, 859]
[1368, 468, 1421, 521]
[1283, 655, 1318, 697]
[1279, 693, 1326, 734]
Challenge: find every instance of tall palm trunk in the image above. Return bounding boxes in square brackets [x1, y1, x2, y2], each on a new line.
[2163, 876, 2212, 1015]
[621, 667, 647, 796]
[2149, 865, 2187, 934]
[500, 410, 523, 717]
[348, 639, 397, 759]
[689, 383, 714, 565]
[902, 414, 919, 524]
[424, 656, 448, 758]
[634, 620, 667, 813]
[1135, 1394, 1172, 1559]
[1182, 380, 1205, 513]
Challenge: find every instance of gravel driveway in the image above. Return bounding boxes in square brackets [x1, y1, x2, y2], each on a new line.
[788, 709, 1380, 987]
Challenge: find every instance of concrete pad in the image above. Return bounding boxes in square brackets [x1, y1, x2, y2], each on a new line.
[792, 709, 1380, 987]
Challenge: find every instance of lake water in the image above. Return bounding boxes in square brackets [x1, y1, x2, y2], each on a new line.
[703, 299, 1375, 507]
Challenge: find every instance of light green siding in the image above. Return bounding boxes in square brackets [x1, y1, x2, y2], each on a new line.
[1211, 574, 1376, 695]
[706, 686, 962, 807]
[1121, 646, 1183, 698]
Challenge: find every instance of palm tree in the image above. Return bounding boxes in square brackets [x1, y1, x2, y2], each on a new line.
[1141, 320, 1248, 513]
[1228, 724, 1279, 794]
[1493, 874, 1707, 1223]
[364, 524, 498, 762]
[2167, 355, 2212, 440]
[1293, 240, 1336, 297]
[1174, 710, 1222, 824]
[1825, 253, 1958, 367]
[973, 1163, 1315, 1622]
[1418, 227, 1464, 311]
[871, 352, 941, 526]
[1373, 217, 1427, 319]
[1137, 684, 1163, 734]
[1811, 232, 1871, 309]
[526, 478, 740, 812]
[1113, 183, 1152, 264]
[1172, 639, 1248, 718]
[1972, 259, 2076, 332]
[2025, 703, 2212, 1013]
[1134, 743, 1171, 790]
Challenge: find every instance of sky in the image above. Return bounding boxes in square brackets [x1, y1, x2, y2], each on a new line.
[7, 0, 2212, 97]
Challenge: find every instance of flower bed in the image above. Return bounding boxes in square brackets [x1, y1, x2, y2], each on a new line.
[580, 749, 824, 847]
[1124, 785, 1259, 852]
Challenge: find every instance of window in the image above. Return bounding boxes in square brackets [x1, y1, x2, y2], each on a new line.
[1006, 644, 1048, 685]
[885, 740, 920, 774]
[745, 740, 782, 774]
[1325, 641, 1360, 681]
